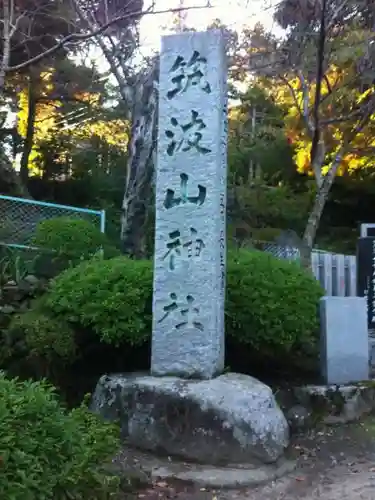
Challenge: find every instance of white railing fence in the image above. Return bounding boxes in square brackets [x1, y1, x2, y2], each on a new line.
[260, 241, 357, 297]
[311, 251, 357, 297]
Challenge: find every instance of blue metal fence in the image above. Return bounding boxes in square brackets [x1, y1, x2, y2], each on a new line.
[0, 194, 106, 250]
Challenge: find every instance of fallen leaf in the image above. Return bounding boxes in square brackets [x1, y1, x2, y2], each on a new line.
[155, 481, 168, 487]
[295, 476, 305, 482]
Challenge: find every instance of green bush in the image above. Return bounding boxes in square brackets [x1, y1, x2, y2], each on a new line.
[7, 250, 322, 383]
[31, 217, 120, 272]
[226, 249, 324, 354]
[2, 310, 77, 379]
[0, 373, 120, 499]
[43, 250, 322, 354]
[45, 256, 153, 346]
[8, 310, 75, 360]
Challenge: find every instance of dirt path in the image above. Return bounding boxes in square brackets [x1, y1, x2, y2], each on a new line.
[244, 419, 375, 500]
[123, 417, 375, 500]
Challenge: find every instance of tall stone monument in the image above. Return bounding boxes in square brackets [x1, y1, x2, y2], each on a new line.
[151, 30, 227, 379]
[91, 30, 290, 474]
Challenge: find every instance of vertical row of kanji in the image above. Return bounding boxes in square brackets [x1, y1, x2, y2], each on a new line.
[151, 30, 228, 379]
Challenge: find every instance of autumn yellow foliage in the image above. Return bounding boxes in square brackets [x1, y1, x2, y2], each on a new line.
[271, 58, 375, 178]
[17, 69, 129, 173]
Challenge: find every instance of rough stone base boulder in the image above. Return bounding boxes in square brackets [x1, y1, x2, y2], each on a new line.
[91, 372, 289, 465]
[280, 383, 375, 427]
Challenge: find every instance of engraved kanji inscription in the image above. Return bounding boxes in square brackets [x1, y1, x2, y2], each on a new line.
[164, 173, 206, 209]
[163, 230, 181, 271]
[184, 227, 205, 258]
[165, 110, 212, 156]
[167, 51, 211, 100]
[157, 292, 204, 331]
[162, 227, 205, 270]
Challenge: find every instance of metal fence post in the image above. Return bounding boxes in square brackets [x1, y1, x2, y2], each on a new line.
[100, 209, 106, 234]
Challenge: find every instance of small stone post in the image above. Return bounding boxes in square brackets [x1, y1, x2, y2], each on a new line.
[320, 296, 369, 384]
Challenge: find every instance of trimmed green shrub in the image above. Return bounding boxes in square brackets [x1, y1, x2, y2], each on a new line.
[8, 310, 75, 359]
[31, 217, 120, 273]
[0, 373, 120, 499]
[226, 249, 324, 354]
[42, 250, 322, 354]
[7, 250, 322, 384]
[3, 310, 76, 362]
[45, 256, 153, 346]
[0, 309, 77, 387]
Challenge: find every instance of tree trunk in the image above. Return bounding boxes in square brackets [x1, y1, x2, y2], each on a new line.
[20, 75, 38, 185]
[302, 183, 330, 251]
[0, 0, 10, 100]
[0, 1, 31, 198]
[302, 153, 343, 262]
[0, 154, 30, 197]
[120, 58, 159, 258]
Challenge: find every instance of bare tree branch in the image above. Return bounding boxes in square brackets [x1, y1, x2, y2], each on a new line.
[320, 109, 363, 125]
[322, 74, 332, 94]
[326, 0, 350, 29]
[6, 3, 211, 73]
[279, 74, 303, 117]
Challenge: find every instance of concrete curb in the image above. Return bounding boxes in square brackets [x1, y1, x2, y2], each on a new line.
[151, 458, 296, 488]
